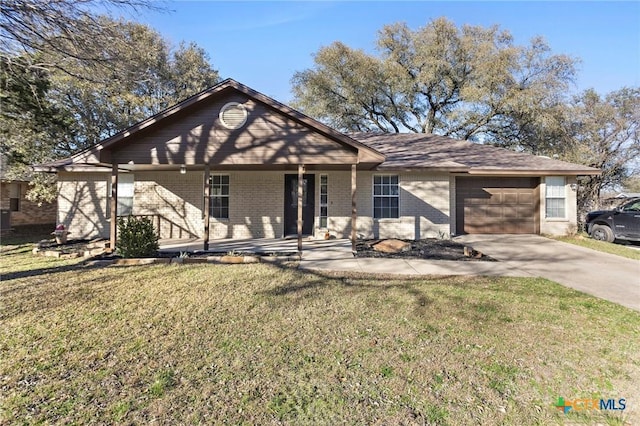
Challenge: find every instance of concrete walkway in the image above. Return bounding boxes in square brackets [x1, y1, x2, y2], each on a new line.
[299, 235, 640, 312]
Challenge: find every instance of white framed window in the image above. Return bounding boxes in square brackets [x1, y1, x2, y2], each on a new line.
[545, 176, 566, 219]
[373, 175, 399, 219]
[210, 174, 229, 219]
[117, 174, 134, 216]
[107, 174, 134, 217]
[319, 175, 328, 228]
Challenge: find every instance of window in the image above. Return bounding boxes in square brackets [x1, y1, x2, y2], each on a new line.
[373, 175, 399, 219]
[107, 174, 134, 217]
[9, 183, 20, 212]
[210, 175, 229, 219]
[545, 176, 566, 218]
[117, 174, 134, 216]
[319, 175, 328, 228]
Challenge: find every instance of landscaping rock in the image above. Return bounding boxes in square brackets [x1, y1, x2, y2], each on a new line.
[220, 255, 245, 264]
[84, 248, 107, 258]
[372, 239, 412, 254]
[43, 250, 61, 258]
[463, 246, 483, 258]
[60, 252, 81, 259]
[86, 239, 110, 250]
[113, 258, 171, 265]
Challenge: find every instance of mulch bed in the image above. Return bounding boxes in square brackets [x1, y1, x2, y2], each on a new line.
[355, 238, 496, 262]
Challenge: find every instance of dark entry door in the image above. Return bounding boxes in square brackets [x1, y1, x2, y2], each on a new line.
[284, 174, 315, 236]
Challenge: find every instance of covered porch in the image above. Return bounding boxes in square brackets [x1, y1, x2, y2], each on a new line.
[42, 80, 385, 251]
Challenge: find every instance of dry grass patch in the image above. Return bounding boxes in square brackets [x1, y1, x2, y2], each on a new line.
[1, 244, 639, 425]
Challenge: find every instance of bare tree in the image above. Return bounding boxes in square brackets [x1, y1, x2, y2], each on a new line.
[1, 0, 159, 78]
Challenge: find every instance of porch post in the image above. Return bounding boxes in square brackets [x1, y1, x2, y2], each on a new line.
[297, 163, 304, 254]
[203, 165, 210, 251]
[110, 163, 118, 252]
[351, 163, 357, 253]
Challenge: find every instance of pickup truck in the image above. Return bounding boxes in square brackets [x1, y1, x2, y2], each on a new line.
[586, 198, 640, 243]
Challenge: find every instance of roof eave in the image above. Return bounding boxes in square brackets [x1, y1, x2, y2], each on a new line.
[467, 168, 602, 176]
[375, 165, 470, 173]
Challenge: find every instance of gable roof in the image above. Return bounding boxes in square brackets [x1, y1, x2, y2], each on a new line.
[36, 79, 385, 171]
[351, 133, 601, 176]
[34, 79, 599, 176]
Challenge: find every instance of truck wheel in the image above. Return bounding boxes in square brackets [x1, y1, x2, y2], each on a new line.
[591, 224, 614, 242]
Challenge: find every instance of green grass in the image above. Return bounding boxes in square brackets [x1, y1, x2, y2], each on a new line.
[551, 233, 640, 260]
[1, 239, 639, 425]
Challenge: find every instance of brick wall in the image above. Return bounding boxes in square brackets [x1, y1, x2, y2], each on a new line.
[0, 181, 57, 227]
[57, 172, 109, 239]
[314, 171, 451, 240]
[210, 171, 284, 239]
[357, 172, 451, 239]
[57, 170, 453, 241]
[134, 171, 203, 239]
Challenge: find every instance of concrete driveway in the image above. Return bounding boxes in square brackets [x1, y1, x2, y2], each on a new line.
[454, 235, 640, 312]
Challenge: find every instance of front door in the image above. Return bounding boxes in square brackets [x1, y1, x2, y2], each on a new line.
[284, 174, 315, 236]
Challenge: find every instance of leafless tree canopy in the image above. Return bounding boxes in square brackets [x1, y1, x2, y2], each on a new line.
[1, 0, 159, 75]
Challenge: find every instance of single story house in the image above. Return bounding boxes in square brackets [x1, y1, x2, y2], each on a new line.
[35, 79, 599, 251]
[1, 155, 57, 232]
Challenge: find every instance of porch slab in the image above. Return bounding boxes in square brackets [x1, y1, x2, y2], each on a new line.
[158, 237, 529, 280]
[158, 237, 353, 256]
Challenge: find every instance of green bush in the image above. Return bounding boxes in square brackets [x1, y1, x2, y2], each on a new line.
[116, 216, 159, 258]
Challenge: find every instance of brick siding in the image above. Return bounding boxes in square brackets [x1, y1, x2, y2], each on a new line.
[62, 170, 588, 241]
[0, 182, 57, 227]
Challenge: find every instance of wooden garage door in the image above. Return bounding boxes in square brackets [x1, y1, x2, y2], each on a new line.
[456, 177, 540, 234]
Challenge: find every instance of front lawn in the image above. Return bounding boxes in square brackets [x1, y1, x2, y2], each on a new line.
[1, 243, 638, 424]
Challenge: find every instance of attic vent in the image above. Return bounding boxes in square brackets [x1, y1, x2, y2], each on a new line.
[219, 102, 247, 130]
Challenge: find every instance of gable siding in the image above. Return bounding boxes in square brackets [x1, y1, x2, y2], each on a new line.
[111, 93, 357, 166]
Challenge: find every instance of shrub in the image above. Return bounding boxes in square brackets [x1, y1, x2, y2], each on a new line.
[116, 216, 159, 258]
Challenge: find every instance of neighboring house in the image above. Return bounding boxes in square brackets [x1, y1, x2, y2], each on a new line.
[35, 79, 600, 250]
[613, 192, 640, 199]
[1, 155, 57, 232]
[600, 192, 640, 209]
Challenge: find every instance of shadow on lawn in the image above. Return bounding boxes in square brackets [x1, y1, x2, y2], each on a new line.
[0, 267, 127, 321]
[262, 262, 592, 323]
[263, 264, 439, 315]
[0, 262, 94, 282]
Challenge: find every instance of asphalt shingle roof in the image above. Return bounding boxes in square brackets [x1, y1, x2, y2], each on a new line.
[350, 132, 600, 174]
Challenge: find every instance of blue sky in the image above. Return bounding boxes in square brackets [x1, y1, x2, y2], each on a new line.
[133, 1, 640, 103]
